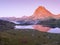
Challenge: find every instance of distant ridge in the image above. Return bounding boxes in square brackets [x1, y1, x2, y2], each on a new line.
[0, 6, 60, 21]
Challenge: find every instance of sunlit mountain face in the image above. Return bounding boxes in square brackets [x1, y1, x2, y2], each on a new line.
[32, 6, 53, 20]
[31, 6, 60, 20]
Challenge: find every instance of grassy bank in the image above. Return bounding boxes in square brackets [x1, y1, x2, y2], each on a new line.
[0, 29, 60, 45]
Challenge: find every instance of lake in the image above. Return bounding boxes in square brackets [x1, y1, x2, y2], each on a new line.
[14, 25, 34, 29]
[14, 25, 60, 33]
[48, 27, 60, 33]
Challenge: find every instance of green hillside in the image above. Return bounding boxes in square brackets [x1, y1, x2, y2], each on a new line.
[0, 29, 60, 45]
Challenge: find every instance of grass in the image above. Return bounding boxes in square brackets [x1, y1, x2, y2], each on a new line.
[0, 29, 60, 45]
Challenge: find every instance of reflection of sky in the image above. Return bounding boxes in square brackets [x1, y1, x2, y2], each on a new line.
[15, 25, 34, 29]
[48, 28, 60, 33]
[0, 0, 60, 17]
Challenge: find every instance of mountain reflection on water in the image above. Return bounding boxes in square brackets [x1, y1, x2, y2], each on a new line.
[15, 25, 60, 33]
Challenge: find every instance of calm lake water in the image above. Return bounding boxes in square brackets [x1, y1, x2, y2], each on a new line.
[48, 27, 60, 33]
[14, 25, 60, 33]
[14, 25, 34, 29]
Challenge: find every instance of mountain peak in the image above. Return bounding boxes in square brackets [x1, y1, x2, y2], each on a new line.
[37, 6, 46, 10]
[32, 6, 53, 19]
[34, 6, 53, 15]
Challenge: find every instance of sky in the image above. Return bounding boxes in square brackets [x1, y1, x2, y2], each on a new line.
[0, 0, 60, 17]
